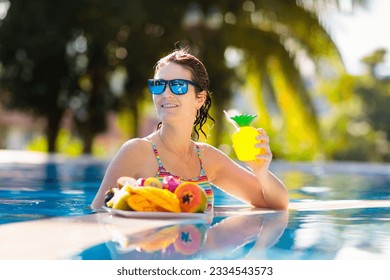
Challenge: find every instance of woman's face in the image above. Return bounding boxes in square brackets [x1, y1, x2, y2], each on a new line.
[153, 62, 205, 126]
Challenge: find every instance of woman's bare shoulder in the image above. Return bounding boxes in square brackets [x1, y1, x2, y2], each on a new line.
[109, 137, 156, 176]
[121, 137, 151, 149]
[116, 137, 153, 157]
[196, 143, 229, 169]
[196, 142, 226, 154]
[195, 142, 235, 181]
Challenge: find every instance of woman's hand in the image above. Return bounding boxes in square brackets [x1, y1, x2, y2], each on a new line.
[245, 128, 273, 175]
[243, 128, 289, 209]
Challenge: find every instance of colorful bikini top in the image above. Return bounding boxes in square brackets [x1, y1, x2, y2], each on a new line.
[149, 141, 214, 211]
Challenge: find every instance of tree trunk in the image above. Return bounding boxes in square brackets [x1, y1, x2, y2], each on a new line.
[131, 102, 139, 138]
[46, 109, 63, 153]
[82, 129, 93, 154]
[80, 44, 108, 154]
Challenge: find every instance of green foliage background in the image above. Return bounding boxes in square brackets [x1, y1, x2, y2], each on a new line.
[0, 0, 389, 162]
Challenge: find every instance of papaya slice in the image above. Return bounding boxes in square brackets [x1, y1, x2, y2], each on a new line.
[174, 183, 207, 213]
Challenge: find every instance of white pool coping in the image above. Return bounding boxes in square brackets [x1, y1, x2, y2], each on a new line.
[0, 149, 108, 165]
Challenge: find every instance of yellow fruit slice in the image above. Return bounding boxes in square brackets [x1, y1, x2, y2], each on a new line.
[132, 187, 180, 213]
[112, 192, 132, 210]
[144, 177, 163, 188]
[127, 194, 159, 212]
[106, 187, 126, 208]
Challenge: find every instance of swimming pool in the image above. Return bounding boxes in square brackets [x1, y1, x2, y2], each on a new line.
[1, 151, 390, 260]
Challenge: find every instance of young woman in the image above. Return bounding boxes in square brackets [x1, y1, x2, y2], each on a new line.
[91, 47, 288, 211]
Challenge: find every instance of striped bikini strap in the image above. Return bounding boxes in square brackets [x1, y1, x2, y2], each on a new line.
[195, 144, 207, 176]
[195, 144, 204, 167]
[150, 141, 164, 168]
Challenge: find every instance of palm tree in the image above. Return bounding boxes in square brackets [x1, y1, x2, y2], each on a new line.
[179, 0, 351, 160]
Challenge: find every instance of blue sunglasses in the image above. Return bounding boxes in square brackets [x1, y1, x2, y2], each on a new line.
[147, 79, 200, 95]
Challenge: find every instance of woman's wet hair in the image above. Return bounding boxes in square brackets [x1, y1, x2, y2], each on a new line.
[154, 47, 215, 140]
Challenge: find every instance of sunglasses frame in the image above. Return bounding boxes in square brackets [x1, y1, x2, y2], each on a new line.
[148, 79, 200, 95]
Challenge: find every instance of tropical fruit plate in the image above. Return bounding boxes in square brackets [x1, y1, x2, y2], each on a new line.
[102, 176, 209, 219]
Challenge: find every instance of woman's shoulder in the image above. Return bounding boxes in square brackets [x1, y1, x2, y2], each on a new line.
[195, 141, 229, 159]
[195, 141, 214, 151]
[195, 141, 234, 180]
[119, 137, 153, 155]
[105, 137, 157, 180]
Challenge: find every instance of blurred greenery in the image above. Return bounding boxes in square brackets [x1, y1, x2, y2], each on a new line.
[0, 0, 389, 162]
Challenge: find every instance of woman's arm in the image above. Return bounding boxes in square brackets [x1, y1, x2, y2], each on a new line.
[90, 138, 149, 210]
[245, 128, 289, 209]
[204, 130, 288, 210]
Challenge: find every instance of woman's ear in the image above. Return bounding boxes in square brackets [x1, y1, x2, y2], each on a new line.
[196, 90, 207, 109]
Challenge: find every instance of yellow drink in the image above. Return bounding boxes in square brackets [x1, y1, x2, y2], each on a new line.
[232, 126, 261, 161]
[225, 112, 264, 161]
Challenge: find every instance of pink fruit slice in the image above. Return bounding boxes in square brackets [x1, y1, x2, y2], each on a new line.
[135, 177, 146, 186]
[162, 175, 181, 192]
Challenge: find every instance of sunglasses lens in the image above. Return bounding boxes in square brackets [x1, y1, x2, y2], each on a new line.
[170, 80, 188, 95]
[148, 80, 166, 94]
[148, 79, 194, 95]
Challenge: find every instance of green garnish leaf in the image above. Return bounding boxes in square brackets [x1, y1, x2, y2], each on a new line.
[230, 114, 257, 127]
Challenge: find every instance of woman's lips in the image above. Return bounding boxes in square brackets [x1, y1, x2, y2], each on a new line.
[161, 103, 178, 108]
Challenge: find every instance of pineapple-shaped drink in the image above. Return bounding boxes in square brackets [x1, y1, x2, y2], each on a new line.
[227, 112, 262, 161]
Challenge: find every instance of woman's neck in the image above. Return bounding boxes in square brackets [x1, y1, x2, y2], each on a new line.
[158, 123, 194, 159]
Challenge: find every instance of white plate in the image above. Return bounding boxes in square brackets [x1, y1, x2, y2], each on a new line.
[102, 206, 207, 219]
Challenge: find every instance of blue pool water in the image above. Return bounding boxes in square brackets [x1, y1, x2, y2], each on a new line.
[1, 157, 390, 259]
